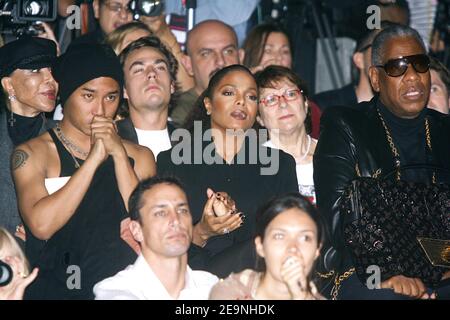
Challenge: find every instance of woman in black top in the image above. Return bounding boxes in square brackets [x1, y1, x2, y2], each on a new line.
[157, 65, 298, 273]
[0, 36, 58, 236]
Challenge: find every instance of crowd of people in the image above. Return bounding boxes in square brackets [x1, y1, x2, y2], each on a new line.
[0, 0, 449, 300]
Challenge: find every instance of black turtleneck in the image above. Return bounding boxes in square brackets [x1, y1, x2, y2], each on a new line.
[377, 99, 432, 181]
[6, 111, 44, 146]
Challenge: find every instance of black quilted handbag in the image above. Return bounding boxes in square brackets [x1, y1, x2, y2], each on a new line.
[340, 176, 450, 288]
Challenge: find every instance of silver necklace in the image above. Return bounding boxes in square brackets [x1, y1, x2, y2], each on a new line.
[55, 123, 89, 157]
[297, 135, 312, 163]
[55, 123, 88, 168]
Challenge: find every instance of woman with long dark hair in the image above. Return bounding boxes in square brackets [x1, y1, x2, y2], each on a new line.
[157, 64, 298, 272]
[209, 193, 325, 300]
[242, 23, 292, 73]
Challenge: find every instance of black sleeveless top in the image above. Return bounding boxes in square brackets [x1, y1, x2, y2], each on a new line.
[24, 129, 137, 300]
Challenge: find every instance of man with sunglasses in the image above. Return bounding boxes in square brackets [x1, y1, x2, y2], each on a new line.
[314, 25, 450, 299]
[72, 0, 133, 46]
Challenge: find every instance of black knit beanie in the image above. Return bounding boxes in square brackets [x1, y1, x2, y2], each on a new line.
[53, 43, 123, 107]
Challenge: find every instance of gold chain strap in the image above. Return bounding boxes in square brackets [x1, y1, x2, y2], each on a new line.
[316, 270, 335, 279]
[355, 164, 361, 177]
[372, 168, 382, 178]
[330, 268, 355, 300]
[377, 110, 433, 182]
[424, 119, 437, 184]
[377, 110, 401, 180]
[377, 110, 400, 158]
[425, 118, 432, 151]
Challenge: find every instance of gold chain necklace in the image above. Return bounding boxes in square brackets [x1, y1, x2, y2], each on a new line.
[377, 109, 433, 181]
[331, 268, 355, 300]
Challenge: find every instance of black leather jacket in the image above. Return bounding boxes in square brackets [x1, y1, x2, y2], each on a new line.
[313, 97, 450, 272]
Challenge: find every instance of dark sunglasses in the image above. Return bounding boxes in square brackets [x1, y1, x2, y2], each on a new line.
[375, 54, 430, 77]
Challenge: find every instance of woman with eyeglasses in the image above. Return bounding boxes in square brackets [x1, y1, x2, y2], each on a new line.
[242, 23, 321, 139]
[157, 65, 298, 274]
[256, 66, 317, 204]
[0, 36, 58, 238]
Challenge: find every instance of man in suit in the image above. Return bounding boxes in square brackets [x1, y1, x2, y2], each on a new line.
[314, 24, 450, 299]
[117, 36, 178, 159]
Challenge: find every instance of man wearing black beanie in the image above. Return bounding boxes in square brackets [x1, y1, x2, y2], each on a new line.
[53, 43, 125, 107]
[11, 43, 156, 299]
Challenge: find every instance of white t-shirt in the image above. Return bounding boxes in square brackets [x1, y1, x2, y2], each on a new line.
[263, 138, 316, 204]
[94, 255, 218, 300]
[135, 127, 172, 160]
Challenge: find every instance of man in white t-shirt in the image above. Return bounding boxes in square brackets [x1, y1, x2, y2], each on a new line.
[94, 176, 218, 300]
[117, 36, 178, 159]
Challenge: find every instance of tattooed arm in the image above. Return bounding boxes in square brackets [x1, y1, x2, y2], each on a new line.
[10, 149, 29, 171]
[11, 138, 103, 240]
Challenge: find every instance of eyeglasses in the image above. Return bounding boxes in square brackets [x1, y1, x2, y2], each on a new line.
[375, 54, 430, 77]
[102, 1, 132, 15]
[260, 89, 303, 107]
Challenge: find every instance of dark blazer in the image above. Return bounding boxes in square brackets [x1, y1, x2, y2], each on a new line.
[313, 97, 450, 272]
[0, 109, 54, 235]
[116, 116, 177, 145]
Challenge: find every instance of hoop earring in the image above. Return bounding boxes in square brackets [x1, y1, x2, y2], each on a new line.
[206, 110, 211, 115]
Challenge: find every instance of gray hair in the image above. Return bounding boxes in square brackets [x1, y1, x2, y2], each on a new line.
[371, 25, 426, 66]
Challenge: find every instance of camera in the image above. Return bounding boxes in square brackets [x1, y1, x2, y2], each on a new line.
[129, 0, 165, 20]
[0, 259, 13, 287]
[0, 0, 57, 36]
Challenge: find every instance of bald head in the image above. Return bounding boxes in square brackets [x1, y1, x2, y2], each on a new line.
[186, 20, 237, 55]
[182, 20, 241, 94]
